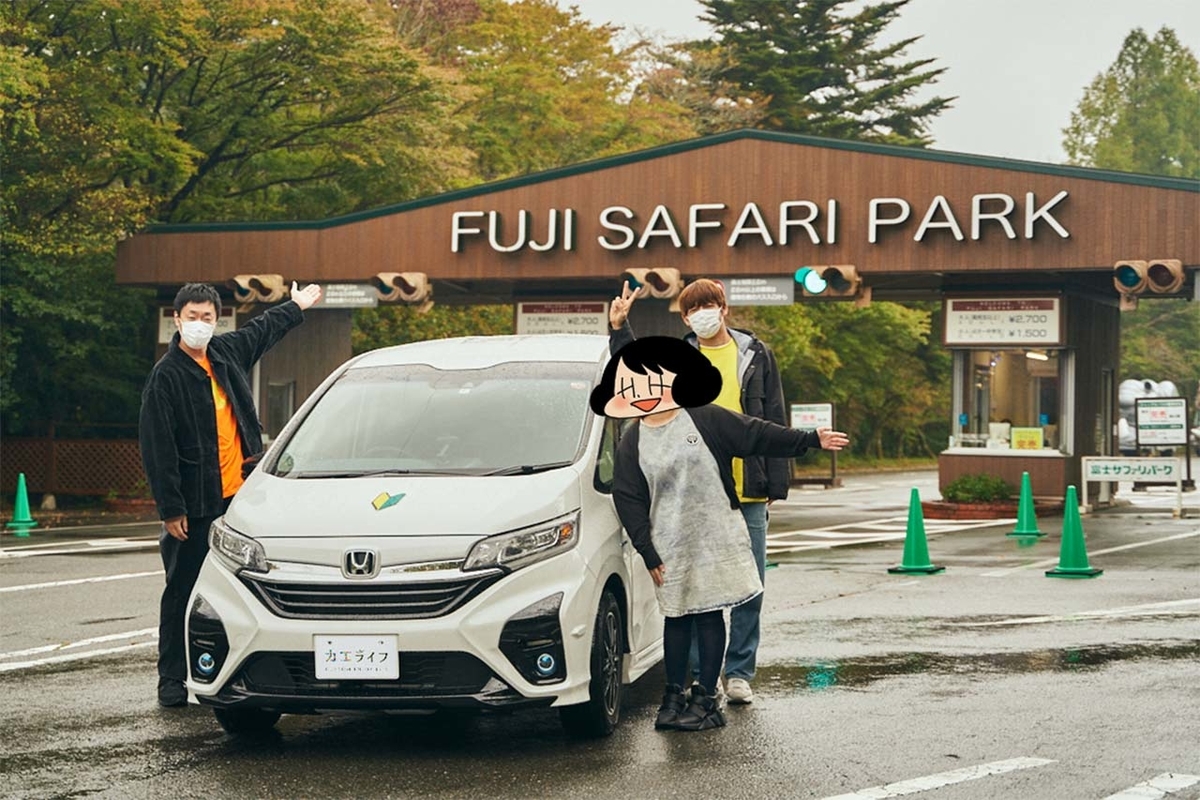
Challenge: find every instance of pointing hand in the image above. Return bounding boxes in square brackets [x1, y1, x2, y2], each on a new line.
[291, 281, 322, 311]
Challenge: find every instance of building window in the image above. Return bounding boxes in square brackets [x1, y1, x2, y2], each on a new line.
[952, 350, 1065, 452]
[266, 381, 296, 442]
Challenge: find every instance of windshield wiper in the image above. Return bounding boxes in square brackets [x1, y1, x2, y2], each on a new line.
[483, 460, 575, 476]
[288, 468, 475, 479]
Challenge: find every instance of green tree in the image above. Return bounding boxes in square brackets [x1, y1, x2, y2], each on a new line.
[729, 301, 950, 458]
[1, 1, 463, 433]
[1062, 27, 1200, 399]
[697, 0, 953, 145]
[445, 0, 695, 180]
[635, 42, 767, 135]
[352, 304, 513, 353]
[1063, 27, 1200, 178]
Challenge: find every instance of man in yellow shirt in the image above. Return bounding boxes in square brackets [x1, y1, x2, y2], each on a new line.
[610, 278, 790, 705]
[140, 281, 321, 706]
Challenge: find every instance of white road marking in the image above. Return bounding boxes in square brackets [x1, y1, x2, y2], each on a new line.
[0, 628, 158, 671]
[768, 516, 1010, 554]
[0, 571, 160, 593]
[0, 538, 158, 558]
[1103, 772, 1200, 799]
[947, 599, 1200, 627]
[980, 530, 1200, 577]
[0, 641, 157, 672]
[820, 757, 1057, 799]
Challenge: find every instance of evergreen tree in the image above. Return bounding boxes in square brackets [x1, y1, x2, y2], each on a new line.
[1062, 27, 1200, 402]
[698, 0, 953, 145]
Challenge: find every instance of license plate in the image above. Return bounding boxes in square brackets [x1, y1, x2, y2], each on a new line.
[314, 635, 399, 680]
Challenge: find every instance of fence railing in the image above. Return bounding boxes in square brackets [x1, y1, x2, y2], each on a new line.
[1, 434, 144, 496]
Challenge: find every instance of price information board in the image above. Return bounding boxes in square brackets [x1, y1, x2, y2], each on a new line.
[516, 302, 608, 335]
[791, 403, 833, 429]
[944, 297, 1062, 346]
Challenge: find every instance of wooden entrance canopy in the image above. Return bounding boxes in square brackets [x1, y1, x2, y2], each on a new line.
[116, 129, 1199, 303]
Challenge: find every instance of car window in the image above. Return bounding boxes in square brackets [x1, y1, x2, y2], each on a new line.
[594, 417, 620, 493]
[271, 361, 596, 477]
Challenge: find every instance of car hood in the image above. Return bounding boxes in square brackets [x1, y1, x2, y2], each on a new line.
[226, 468, 583, 540]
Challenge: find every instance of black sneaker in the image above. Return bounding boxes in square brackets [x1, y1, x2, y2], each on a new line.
[673, 684, 727, 731]
[655, 684, 687, 730]
[157, 677, 188, 708]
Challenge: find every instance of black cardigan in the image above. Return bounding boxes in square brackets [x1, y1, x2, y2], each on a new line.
[612, 405, 820, 570]
[610, 323, 792, 500]
[139, 301, 304, 521]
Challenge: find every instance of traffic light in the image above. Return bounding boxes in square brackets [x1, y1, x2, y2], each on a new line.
[1112, 260, 1148, 295]
[621, 268, 683, 300]
[795, 265, 863, 299]
[228, 274, 286, 304]
[373, 272, 433, 312]
[1146, 259, 1184, 294]
[621, 268, 683, 310]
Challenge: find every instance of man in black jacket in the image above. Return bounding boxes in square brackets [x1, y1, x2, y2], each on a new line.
[140, 281, 321, 706]
[609, 278, 789, 705]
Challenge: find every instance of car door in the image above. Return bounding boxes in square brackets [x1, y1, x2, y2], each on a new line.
[594, 416, 659, 656]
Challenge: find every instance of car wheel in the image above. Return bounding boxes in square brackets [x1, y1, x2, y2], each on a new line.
[212, 707, 282, 736]
[559, 589, 623, 739]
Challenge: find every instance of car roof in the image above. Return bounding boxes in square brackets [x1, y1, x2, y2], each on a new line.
[348, 334, 611, 370]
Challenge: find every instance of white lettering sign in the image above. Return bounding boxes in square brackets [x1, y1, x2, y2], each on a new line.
[449, 191, 1070, 253]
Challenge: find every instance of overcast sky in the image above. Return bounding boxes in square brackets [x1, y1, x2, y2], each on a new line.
[568, 0, 1200, 165]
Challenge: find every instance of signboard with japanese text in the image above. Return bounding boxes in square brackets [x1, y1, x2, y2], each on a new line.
[791, 403, 834, 430]
[158, 307, 236, 344]
[1083, 457, 1182, 481]
[313, 284, 378, 309]
[1134, 398, 1188, 446]
[943, 297, 1062, 347]
[727, 277, 794, 306]
[1010, 427, 1044, 450]
[516, 302, 608, 335]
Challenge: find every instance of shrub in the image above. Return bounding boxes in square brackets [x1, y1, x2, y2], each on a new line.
[942, 473, 1014, 503]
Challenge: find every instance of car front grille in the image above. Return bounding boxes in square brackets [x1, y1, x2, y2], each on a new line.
[232, 651, 494, 697]
[240, 573, 504, 620]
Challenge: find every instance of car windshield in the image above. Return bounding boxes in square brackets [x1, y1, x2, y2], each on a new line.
[269, 361, 597, 478]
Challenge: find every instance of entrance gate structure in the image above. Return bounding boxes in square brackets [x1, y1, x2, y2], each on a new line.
[115, 129, 1200, 500]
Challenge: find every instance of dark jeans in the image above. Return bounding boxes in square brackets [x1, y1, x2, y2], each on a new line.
[157, 499, 229, 683]
[664, 610, 725, 692]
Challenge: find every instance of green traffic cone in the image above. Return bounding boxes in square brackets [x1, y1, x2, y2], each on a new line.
[1007, 471, 1045, 537]
[1046, 486, 1102, 578]
[888, 488, 945, 574]
[5, 472, 38, 537]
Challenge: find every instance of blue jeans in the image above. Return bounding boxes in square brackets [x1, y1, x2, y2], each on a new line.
[689, 500, 768, 682]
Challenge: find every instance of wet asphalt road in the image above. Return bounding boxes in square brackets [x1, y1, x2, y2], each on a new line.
[2, 471, 1197, 799]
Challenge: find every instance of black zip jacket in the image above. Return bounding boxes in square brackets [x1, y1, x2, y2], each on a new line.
[612, 405, 820, 570]
[139, 301, 304, 521]
[610, 322, 791, 500]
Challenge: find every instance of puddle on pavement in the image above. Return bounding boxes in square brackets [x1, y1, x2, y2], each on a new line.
[759, 640, 1200, 693]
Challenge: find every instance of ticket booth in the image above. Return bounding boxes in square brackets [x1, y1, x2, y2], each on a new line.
[939, 293, 1120, 498]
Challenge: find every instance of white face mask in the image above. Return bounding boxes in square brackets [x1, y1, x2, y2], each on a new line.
[179, 320, 216, 349]
[687, 307, 723, 339]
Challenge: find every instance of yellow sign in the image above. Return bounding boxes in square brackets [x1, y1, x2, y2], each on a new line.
[1010, 427, 1043, 450]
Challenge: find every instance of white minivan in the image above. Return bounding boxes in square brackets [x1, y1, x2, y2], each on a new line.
[186, 335, 661, 737]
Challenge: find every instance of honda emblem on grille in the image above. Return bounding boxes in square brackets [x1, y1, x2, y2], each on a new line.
[342, 549, 380, 579]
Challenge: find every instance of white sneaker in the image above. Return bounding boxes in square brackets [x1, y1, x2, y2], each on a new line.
[726, 677, 753, 705]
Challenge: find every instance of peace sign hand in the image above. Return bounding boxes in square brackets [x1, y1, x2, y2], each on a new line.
[609, 280, 645, 330]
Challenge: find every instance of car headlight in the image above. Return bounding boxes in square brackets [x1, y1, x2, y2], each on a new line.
[463, 511, 580, 572]
[209, 517, 268, 574]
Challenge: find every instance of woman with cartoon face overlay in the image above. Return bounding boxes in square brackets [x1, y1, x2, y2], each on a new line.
[590, 337, 849, 732]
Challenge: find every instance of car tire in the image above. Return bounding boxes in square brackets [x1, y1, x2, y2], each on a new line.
[212, 707, 282, 736]
[559, 589, 623, 739]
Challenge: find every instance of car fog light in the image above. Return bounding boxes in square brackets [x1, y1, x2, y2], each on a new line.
[197, 652, 216, 676]
[535, 653, 556, 676]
